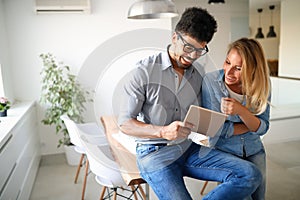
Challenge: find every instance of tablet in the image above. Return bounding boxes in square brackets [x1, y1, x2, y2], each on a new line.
[184, 105, 228, 137]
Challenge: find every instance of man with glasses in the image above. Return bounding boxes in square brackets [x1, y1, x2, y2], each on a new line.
[176, 32, 209, 57]
[119, 7, 261, 200]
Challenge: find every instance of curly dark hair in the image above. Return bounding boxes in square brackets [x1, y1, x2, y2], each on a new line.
[175, 7, 217, 43]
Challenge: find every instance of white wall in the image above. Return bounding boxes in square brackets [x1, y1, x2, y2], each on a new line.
[0, 1, 13, 99]
[279, 0, 300, 79]
[271, 77, 300, 106]
[3, 0, 172, 101]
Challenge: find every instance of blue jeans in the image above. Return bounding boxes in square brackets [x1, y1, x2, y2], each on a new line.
[244, 148, 266, 200]
[136, 140, 262, 200]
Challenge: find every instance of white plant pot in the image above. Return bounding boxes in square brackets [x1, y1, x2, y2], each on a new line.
[63, 145, 81, 166]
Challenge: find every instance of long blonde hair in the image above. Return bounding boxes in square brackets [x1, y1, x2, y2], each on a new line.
[227, 38, 270, 114]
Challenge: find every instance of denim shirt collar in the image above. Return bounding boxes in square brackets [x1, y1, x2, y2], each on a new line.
[216, 69, 246, 105]
[215, 69, 245, 122]
[216, 69, 229, 97]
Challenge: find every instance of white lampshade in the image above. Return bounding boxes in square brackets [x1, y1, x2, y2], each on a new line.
[127, 0, 178, 19]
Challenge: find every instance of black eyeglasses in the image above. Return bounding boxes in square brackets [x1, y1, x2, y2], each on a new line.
[176, 32, 209, 57]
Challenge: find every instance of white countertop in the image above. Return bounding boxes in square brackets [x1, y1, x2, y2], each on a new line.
[0, 101, 35, 148]
[270, 103, 300, 121]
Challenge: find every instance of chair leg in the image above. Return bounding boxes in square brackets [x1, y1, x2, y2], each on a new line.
[137, 184, 146, 200]
[130, 185, 138, 200]
[113, 189, 117, 200]
[99, 186, 107, 200]
[74, 154, 85, 184]
[200, 181, 209, 195]
[81, 159, 89, 200]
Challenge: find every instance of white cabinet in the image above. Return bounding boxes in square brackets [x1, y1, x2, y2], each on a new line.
[264, 103, 300, 144]
[270, 77, 300, 106]
[0, 102, 41, 200]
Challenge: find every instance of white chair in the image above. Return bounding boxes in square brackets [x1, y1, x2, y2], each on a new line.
[79, 133, 146, 200]
[60, 114, 106, 200]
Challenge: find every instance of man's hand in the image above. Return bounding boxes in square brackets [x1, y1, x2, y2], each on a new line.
[160, 121, 194, 140]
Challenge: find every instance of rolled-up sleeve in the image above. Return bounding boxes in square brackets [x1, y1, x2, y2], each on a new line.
[222, 120, 234, 138]
[118, 67, 147, 125]
[252, 101, 270, 136]
[220, 107, 270, 138]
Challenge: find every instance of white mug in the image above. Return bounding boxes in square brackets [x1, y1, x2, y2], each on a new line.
[220, 97, 227, 113]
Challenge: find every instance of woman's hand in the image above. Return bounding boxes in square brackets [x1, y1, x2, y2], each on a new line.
[221, 97, 261, 132]
[221, 97, 245, 115]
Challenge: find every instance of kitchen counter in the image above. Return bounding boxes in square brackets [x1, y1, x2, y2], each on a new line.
[270, 103, 300, 121]
[0, 101, 35, 148]
[0, 100, 40, 199]
[264, 103, 300, 144]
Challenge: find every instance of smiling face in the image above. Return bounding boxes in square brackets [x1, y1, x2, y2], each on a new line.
[223, 48, 243, 94]
[170, 32, 207, 69]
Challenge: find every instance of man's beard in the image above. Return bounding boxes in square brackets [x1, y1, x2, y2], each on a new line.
[176, 55, 196, 69]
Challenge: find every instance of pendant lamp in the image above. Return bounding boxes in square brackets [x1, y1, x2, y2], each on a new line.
[255, 8, 264, 39]
[208, 0, 225, 4]
[127, 0, 178, 19]
[267, 5, 277, 38]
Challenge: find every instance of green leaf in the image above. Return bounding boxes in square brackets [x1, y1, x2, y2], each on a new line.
[39, 53, 92, 147]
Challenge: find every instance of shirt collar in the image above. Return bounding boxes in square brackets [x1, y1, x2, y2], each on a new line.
[216, 69, 228, 95]
[161, 48, 172, 70]
[217, 69, 225, 82]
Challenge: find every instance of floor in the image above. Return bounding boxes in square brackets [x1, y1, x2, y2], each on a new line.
[29, 140, 300, 200]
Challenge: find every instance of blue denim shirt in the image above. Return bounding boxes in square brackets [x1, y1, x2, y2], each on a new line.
[201, 69, 270, 157]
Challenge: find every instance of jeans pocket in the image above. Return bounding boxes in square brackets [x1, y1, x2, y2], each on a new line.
[136, 144, 161, 159]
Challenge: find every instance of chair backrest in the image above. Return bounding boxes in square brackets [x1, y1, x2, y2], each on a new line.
[80, 134, 127, 187]
[77, 122, 105, 137]
[100, 115, 146, 186]
[60, 114, 83, 147]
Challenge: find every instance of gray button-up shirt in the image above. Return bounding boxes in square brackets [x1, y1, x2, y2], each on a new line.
[118, 48, 203, 144]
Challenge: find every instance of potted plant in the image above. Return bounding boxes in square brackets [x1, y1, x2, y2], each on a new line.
[0, 97, 11, 117]
[39, 53, 92, 163]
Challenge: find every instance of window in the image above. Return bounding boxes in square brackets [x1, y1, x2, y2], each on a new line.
[0, 63, 4, 97]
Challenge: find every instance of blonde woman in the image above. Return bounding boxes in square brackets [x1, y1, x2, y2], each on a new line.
[202, 37, 271, 200]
